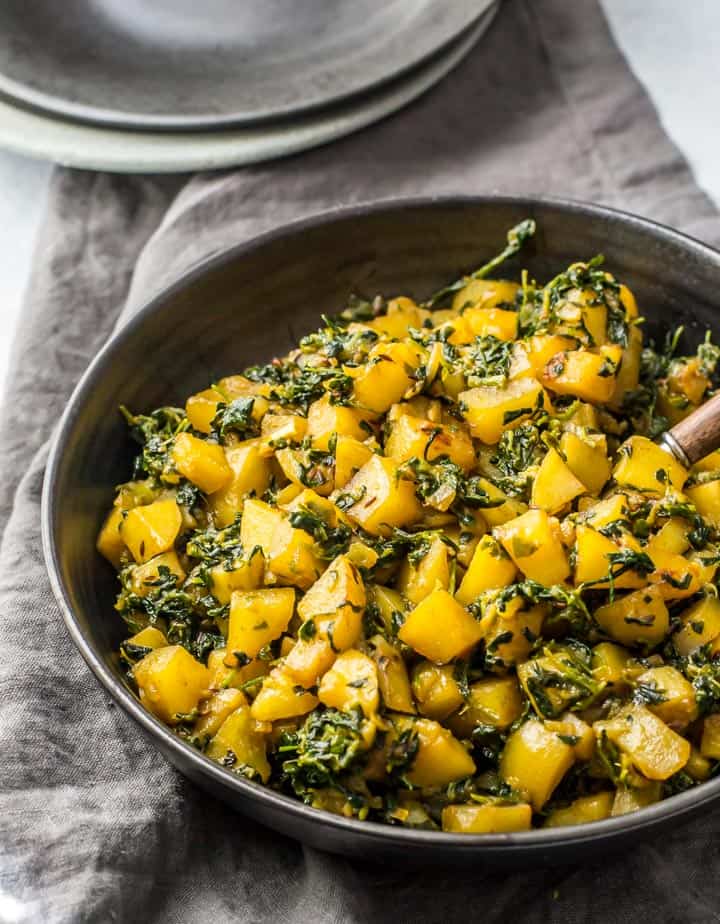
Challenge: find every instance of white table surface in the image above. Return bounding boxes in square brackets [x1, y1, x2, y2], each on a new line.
[0, 0, 718, 397]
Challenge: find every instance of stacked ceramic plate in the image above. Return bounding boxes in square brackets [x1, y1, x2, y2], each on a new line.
[0, 0, 498, 172]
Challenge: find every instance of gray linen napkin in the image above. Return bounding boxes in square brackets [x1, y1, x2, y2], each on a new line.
[3, 1, 720, 921]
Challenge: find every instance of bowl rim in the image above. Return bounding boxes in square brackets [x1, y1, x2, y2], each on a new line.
[42, 193, 720, 852]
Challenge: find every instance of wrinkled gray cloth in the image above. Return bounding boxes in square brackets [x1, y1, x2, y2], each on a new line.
[3, 1, 720, 921]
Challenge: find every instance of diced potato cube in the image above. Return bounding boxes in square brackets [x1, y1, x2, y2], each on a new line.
[215, 374, 271, 419]
[442, 803, 532, 834]
[594, 585, 669, 648]
[674, 594, 720, 655]
[455, 535, 516, 605]
[398, 589, 483, 664]
[318, 650, 379, 717]
[306, 394, 374, 451]
[591, 642, 631, 691]
[500, 720, 575, 810]
[686, 479, 720, 528]
[171, 432, 232, 495]
[369, 635, 415, 714]
[122, 626, 167, 654]
[283, 637, 336, 688]
[275, 446, 333, 497]
[250, 666, 318, 722]
[347, 341, 423, 414]
[97, 507, 127, 568]
[368, 296, 428, 339]
[396, 717, 476, 787]
[560, 430, 611, 495]
[462, 306, 519, 341]
[613, 435, 687, 494]
[297, 554, 366, 651]
[185, 387, 223, 434]
[531, 447, 586, 514]
[133, 645, 210, 725]
[209, 549, 264, 605]
[596, 704, 690, 780]
[130, 550, 186, 597]
[226, 587, 295, 664]
[692, 449, 720, 473]
[411, 662, 464, 720]
[260, 413, 307, 445]
[495, 509, 570, 585]
[635, 665, 697, 730]
[701, 714, 720, 759]
[685, 746, 712, 781]
[573, 525, 645, 589]
[451, 278, 519, 312]
[208, 439, 272, 527]
[240, 498, 284, 559]
[459, 378, 547, 445]
[334, 436, 374, 489]
[206, 648, 268, 691]
[397, 535, 450, 604]
[545, 712, 595, 761]
[525, 335, 579, 376]
[343, 454, 421, 536]
[544, 792, 613, 828]
[478, 596, 545, 670]
[448, 675, 523, 737]
[194, 688, 247, 742]
[582, 492, 630, 530]
[650, 550, 712, 601]
[610, 325, 642, 409]
[611, 781, 662, 816]
[266, 518, 324, 590]
[476, 478, 527, 527]
[385, 413, 475, 472]
[648, 518, 690, 558]
[540, 346, 622, 404]
[121, 498, 183, 563]
[206, 703, 271, 782]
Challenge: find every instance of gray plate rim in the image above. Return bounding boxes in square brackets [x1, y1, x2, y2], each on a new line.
[0, 5, 497, 174]
[0, 1, 493, 131]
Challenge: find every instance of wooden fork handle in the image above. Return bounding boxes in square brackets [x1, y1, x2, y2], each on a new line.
[660, 392, 720, 467]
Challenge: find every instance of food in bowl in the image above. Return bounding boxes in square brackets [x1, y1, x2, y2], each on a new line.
[97, 220, 720, 834]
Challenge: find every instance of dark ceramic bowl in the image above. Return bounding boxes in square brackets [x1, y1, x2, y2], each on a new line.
[42, 197, 720, 866]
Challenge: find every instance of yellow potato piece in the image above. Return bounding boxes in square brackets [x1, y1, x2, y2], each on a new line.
[318, 650, 379, 717]
[208, 439, 272, 527]
[531, 447, 586, 514]
[297, 554, 366, 651]
[613, 435, 687, 494]
[250, 666, 318, 722]
[397, 535, 450, 604]
[130, 550, 186, 597]
[448, 675, 523, 737]
[306, 394, 375, 451]
[121, 498, 182, 563]
[501, 720, 575, 810]
[171, 432, 232, 495]
[459, 377, 546, 445]
[544, 792, 613, 828]
[133, 645, 210, 725]
[343, 454, 421, 536]
[398, 589, 484, 664]
[442, 803, 532, 834]
[96, 507, 127, 568]
[495, 509, 570, 585]
[368, 635, 415, 714]
[397, 717, 476, 787]
[226, 587, 296, 663]
[594, 585, 669, 648]
[411, 662, 464, 721]
[206, 703, 271, 782]
[595, 704, 690, 780]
